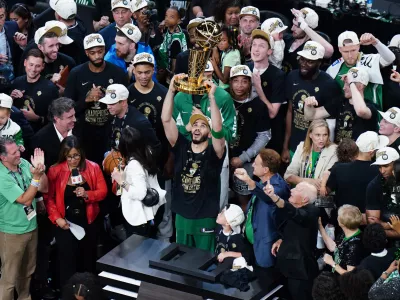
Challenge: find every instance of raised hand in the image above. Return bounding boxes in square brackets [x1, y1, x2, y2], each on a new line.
[305, 96, 318, 107]
[234, 168, 250, 182]
[31, 148, 45, 169]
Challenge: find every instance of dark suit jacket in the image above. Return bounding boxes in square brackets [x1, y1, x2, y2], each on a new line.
[276, 202, 320, 280]
[30, 123, 62, 169]
[4, 21, 22, 77]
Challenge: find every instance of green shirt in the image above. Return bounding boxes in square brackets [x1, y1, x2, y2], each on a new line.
[305, 150, 321, 178]
[173, 87, 237, 143]
[336, 64, 383, 110]
[245, 194, 256, 244]
[219, 49, 241, 89]
[0, 158, 37, 234]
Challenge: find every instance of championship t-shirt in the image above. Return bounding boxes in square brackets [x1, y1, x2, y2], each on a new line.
[10, 75, 59, 132]
[171, 134, 225, 219]
[324, 98, 378, 143]
[64, 61, 128, 127]
[366, 175, 400, 221]
[42, 53, 76, 81]
[230, 97, 270, 158]
[285, 70, 342, 153]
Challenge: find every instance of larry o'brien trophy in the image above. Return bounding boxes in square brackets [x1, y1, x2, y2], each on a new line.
[174, 20, 222, 95]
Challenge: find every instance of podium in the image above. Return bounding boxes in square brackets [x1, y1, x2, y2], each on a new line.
[97, 235, 282, 300]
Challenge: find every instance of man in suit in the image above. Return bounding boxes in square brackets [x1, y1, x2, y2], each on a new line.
[0, 0, 27, 89]
[31, 97, 76, 168]
[263, 181, 319, 300]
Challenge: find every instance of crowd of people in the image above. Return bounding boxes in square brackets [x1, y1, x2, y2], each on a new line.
[0, 0, 400, 299]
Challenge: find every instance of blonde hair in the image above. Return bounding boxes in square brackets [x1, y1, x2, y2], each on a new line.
[338, 205, 362, 230]
[302, 119, 331, 160]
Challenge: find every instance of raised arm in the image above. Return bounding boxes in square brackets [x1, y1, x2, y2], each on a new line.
[162, 75, 184, 147]
[349, 81, 372, 119]
[360, 33, 395, 67]
[304, 96, 330, 121]
[206, 80, 225, 159]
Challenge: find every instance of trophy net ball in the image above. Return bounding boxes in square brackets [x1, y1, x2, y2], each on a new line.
[195, 21, 222, 49]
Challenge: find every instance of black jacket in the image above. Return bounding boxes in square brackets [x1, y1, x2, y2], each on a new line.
[30, 123, 64, 169]
[276, 202, 320, 280]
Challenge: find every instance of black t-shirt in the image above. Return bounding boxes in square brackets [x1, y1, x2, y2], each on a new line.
[64, 62, 128, 128]
[61, 22, 87, 65]
[334, 230, 365, 269]
[358, 248, 396, 280]
[127, 82, 168, 141]
[325, 98, 378, 143]
[229, 97, 270, 158]
[92, 0, 113, 22]
[175, 49, 189, 75]
[106, 106, 161, 155]
[215, 225, 251, 263]
[285, 70, 342, 153]
[389, 136, 400, 155]
[382, 67, 400, 111]
[366, 175, 400, 221]
[171, 134, 225, 219]
[10, 75, 59, 132]
[282, 34, 305, 74]
[327, 160, 379, 213]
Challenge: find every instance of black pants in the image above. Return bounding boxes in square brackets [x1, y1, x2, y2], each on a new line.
[124, 204, 165, 238]
[287, 277, 314, 300]
[55, 217, 100, 287]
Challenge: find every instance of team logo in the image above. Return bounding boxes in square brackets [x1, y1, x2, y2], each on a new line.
[349, 68, 359, 78]
[300, 8, 309, 19]
[231, 66, 248, 76]
[377, 151, 389, 161]
[248, 107, 252, 113]
[243, 69, 248, 75]
[315, 87, 319, 92]
[128, 29, 133, 35]
[157, 96, 162, 101]
[97, 38, 102, 43]
[37, 91, 42, 96]
[123, 0, 128, 4]
[85, 34, 102, 46]
[269, 20, 284, 33]
[304, 44, 318, 56]
[111, 93, 116, 99]
[389, 108, 398, 119]
[263, 81, 268, 87]
[109, 79, 114, 84]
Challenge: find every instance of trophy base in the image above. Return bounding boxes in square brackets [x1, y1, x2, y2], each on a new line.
[174, 78, 208, 95]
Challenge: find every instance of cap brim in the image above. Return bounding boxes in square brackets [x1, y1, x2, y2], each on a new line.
[59, 35, 74, 45]
[297, 51, 321, 60]
[239, 13, 260, 20]
[49, 0, 57, 10]
[377, 136, 390, 149]
[276, 25, 288, 33]
[112, 5, 131, 10]
[189, 114, 210, 128]
[99, 96, 118, 105]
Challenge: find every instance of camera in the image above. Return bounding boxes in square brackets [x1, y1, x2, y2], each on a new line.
[141, 0, 158, 23]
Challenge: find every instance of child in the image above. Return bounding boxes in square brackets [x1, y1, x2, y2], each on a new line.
[261, 18, 288, 69]
[210, 26, 241, 89]
[0, 93, 24, 150]
[158, 6, 188, 80]
[215, 204, 250, 263]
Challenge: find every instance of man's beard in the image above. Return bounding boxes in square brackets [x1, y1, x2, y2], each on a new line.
[191, 133, 208, 144]
[90, 58, 104, 68]
[116, 50, 128, 59]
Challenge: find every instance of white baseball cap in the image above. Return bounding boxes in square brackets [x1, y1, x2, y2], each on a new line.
[297, 41, 325, 60]
[356, 131, 389, 153]
[0, 94, 13, 109]
[131, 0, 147, 12]
[53, 0, 77, 20]
[118, 23, 141, 43]
[111, 0, 131, 11]
[389, 34, 400, 48]
[45, 20, 73, 45]
[261, 18, 288, 34]
[239, 6, 260, 20]
[372, 147, 400, 165]
[230, 65, 252, 78]
[338, 31, 360, 47]
[346, 67, 369, 86]
[99, 84, 129, 105]
[251, 29, 275, 50]
[187, 17, 205, 31]
[224, 204, 245, 234]
[379, 107, 400, 127]
[84, 34, 105, 50]
[299, 7, 318, 29]
[132, 52, 154, 66]
[204, 60, 214, 72]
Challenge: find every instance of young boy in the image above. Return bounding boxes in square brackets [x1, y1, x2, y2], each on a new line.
[0, 93, 24, 150]
[215, 204, 251, 263]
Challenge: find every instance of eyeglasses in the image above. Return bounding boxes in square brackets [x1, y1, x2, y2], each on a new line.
[66, 153, 81, 161]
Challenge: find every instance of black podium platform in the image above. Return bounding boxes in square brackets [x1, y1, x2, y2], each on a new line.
[97, 235, 282, 300]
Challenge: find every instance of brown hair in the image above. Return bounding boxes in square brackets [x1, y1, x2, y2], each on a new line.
[26, 48, 44, 61]
[338, 204, 362, 230]
[337, 138, 358, 162]
[302, 119, 331, 159]
[259, 148, 281, 174]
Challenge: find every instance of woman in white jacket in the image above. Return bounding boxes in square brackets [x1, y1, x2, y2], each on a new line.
[284, 119, 338, 193]
[111, 127, 166, 238]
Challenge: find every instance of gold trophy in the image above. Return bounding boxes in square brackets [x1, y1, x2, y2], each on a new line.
[174, 20, 222, 95]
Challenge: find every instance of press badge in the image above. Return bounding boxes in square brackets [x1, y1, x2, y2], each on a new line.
[23, 204, 37, 221]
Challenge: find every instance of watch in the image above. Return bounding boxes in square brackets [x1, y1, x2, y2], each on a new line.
[383, 271, 389, 276]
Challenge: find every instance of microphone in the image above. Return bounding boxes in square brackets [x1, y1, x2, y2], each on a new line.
[71, 168, 83, 185]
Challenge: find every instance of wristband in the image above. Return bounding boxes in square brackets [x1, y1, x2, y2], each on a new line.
[30, 180, 40, 188]
[211, 129, 224, 139]
[32, 178, 40, 182]
[273, 196, 281, 204]
[299, 21, 309, 31]
[349, 81, 356, 86]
